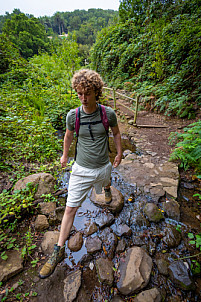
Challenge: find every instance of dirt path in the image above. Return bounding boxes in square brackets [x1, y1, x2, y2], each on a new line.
[108, 96, 197, 159]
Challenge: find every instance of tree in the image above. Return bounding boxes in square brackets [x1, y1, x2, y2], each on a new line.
[2, 13, 49, 59]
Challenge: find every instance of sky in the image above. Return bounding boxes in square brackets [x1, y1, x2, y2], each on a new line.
[0, 0, 120, 17]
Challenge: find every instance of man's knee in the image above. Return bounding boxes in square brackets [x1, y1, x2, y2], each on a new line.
[64, 206, 78, 217]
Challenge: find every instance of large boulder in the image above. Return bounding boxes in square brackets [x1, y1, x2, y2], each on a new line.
[96, 257, 114, 286]
[0, 250, 23, 282]
[34, 215, 49, 231]
[68, 232, 83, 252]
[162, 199, 180, 221]
[85, 236, 102, 254]
[13, 173, 56, 199]
[39, 202, 56, 215]
[95, 212, 114, 228]
[90, 186, 124, 213]
[134, 288, 162, 302]
[144, 203, 164, 223]
[41, 231, 60, 255]
[162, 227, 182, 248]
[117, 246, 153, 295]
[168, 260, 195, 291]
[63, 270, 82, 302]
[99, 227, 117, 259]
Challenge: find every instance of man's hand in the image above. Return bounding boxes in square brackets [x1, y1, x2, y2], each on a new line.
[60, 155, 68, 168]
[113, 154, 122, 168]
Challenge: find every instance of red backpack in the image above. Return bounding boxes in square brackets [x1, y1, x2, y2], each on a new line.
[74, 104, 111, 159]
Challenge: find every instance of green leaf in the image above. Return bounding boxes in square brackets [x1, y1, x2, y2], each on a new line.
[188, 233, 194, 239]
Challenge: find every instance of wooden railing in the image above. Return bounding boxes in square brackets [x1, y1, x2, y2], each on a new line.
[103, 86, 139, 125]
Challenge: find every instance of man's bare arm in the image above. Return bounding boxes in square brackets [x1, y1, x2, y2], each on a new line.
[111, 125, 122, 168]
[60, 129, 74, 167]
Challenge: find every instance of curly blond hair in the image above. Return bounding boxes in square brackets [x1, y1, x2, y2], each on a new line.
[72, 69, 103, 101]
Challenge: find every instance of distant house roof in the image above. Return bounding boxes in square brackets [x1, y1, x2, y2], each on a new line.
[58, 33, 68, 38]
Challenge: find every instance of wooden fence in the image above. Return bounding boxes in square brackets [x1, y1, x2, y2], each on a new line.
[103, 86, 139, 125]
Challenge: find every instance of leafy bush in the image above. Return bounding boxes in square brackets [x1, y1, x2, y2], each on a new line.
[0, 34, 81, 171]
[169, 121, 201, 174]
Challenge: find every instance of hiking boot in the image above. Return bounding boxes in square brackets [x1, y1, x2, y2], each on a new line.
[39, 244, 65, 279]
[104, 187, 112, 204]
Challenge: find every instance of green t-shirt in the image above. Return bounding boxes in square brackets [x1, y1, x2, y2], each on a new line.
[66, 105, 117, 169]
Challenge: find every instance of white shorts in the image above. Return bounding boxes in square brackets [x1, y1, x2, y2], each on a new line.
[66, 162, 112, 207]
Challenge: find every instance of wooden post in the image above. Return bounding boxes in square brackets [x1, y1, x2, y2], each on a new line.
[113, 88, 116, 110]
[133, 94, 139, 126]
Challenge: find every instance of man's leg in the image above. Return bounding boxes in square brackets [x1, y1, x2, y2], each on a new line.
[58, 206, 78, 246]
[39, 206, 78, 279]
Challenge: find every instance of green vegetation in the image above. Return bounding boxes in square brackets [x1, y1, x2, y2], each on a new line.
[2, 13, 49, 59]
[169, 121, 201, 174]
[0, 32, 80, 173]
[0, 5, 200, 299]
[188, 232, 201, 274]
[91, 0, 201, 119]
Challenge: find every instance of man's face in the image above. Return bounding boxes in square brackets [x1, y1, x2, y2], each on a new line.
[77, 86, 97, 109]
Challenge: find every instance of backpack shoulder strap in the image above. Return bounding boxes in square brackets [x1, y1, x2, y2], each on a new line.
[99, 104, 109, 131]
[75, 106, 81, 137]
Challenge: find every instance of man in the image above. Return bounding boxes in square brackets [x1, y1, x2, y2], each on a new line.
[39, 69, 122, 279]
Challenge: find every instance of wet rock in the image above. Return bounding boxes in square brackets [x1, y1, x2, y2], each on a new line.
[79, 254, 93, 266]
[149, 187, 165, 197]
[85, 236, 102, 254]
[132, 236, 145, 246]
[168, 260, 195, 290]
[155, 253, 170, 276]
[95, 212, 114, 228]
[116, 238, 126, 253]
[99, 227, 117, 259]
[68, 232, 83, 252]
[13, 173, 56, 199]
[134, 287, 162, 302]
[144, 203, 164, 223]
[162, 227, 181, 248]
[63, 270, 81, 302]
[90, 186, 124, 213]
[117, 246, 153, 295]
[84, 221, 98, 237]
[39, 202, 56, 215]
[0, 250, 23, 282]
[95, 257, 114, 286]
[162, 199, 180, 221]
[111, 223, 132, 237]
[135, 213, 150, 227]
[123, 149, 133, 158]
[34, 214, 49, 231]
[41, 231, 60, 254]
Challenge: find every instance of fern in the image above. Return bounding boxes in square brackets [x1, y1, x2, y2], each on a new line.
[169, 121, 201, 174]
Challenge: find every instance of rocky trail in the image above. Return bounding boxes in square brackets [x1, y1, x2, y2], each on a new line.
[0, 99, 201, 302]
